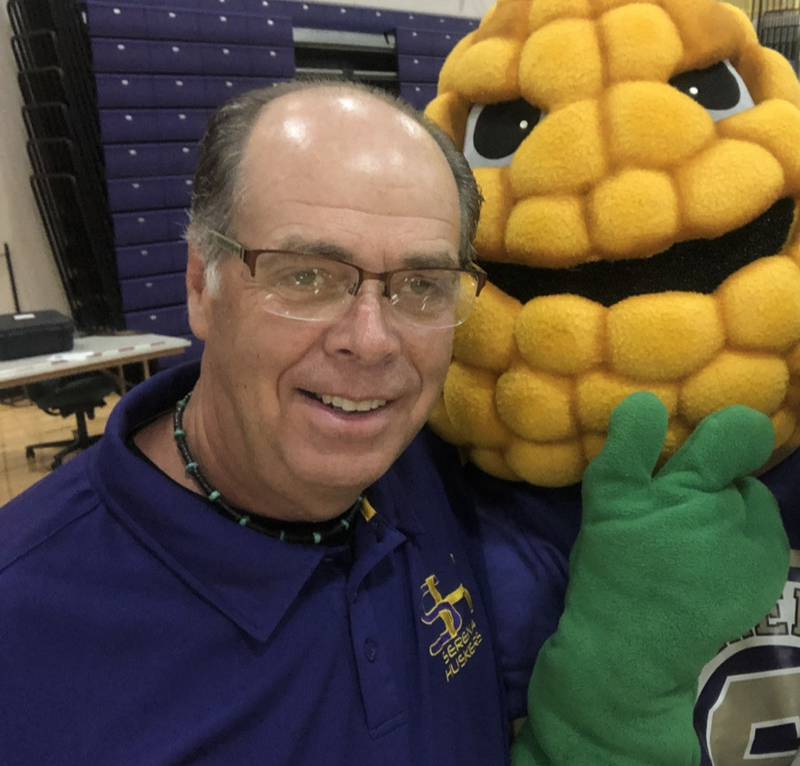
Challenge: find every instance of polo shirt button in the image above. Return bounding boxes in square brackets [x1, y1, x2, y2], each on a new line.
[364, 639, 378, 663]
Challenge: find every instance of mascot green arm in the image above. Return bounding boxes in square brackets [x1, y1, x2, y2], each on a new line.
[511, 393, 789, 766]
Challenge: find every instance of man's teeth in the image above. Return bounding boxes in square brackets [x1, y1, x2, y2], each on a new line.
[319, 394, 387, 412]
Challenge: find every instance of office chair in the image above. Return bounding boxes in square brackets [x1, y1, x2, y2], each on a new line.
[25, 371, 118, 469]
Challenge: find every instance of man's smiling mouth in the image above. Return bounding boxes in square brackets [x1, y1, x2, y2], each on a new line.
[302, 390, 388, 413]
[481, 197, 796, 307]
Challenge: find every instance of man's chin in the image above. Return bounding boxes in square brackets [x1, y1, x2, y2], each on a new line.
[290, 447, 399, 497]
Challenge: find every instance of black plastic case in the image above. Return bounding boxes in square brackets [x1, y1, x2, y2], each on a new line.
[0, 310, 74, 361]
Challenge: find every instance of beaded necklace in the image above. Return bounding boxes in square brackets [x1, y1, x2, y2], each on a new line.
[173, 392, 362, 545]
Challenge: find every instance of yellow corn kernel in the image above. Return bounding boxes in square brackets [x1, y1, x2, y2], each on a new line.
[505, 195, 590, 267]
[529, 0, 591, 32]
[453, 281, 521, 374]
[718, 256, 800, 352]
[470, 448, 522, 482]
[608, 293, 725, 381]
[428, 397, 469, 446]
[772, 408, 797, 449]
[505, 437, 586, 487]
[600, 4, 684, 83]
[472, 168, 516, 262]
[589, 169, 679, 258]
[661, 0, 743, 71]
[677, 139, 785, 238]
[473, 0, 535, 40]
[788, 239, 800, 269]
[717, 100, 800, 194]
[576, 371, 678, 431]
[495, 366, 577, 440]
[514, 294, 605, 375]
[425, 92, 471, 150]
[663, 419, 692, 460]
[594, 0, 658, 14]
[605, 82, 715, 170]
[510, 100, 607, 196]
[582, 432, 606, 463]
[680, 351, 789, 424]
[437, 33, 476, 95]
[518, 19, 603, 110]
[738, 45, 800, 108]
[450, 37, 523, 103]
[586, 416, 689, 466]
[443, 362, 511, 448]
[781, 425, 800, 455]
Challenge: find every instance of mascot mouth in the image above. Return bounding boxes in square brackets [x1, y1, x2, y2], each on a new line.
[482, 197, 795, 307]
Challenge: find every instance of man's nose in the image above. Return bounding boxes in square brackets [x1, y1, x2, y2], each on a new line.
[323, 280, 402, 365]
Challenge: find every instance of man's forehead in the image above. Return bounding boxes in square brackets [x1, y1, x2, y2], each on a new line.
[242, 87, 441, 166]
[234, 87, 459, 231]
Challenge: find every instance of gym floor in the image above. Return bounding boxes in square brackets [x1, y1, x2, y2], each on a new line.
[0, 393, 119, 505]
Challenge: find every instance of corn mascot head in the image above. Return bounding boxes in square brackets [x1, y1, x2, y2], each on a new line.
[425, 0, 800, 488]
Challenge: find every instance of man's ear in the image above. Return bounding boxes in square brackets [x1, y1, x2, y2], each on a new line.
[186, 245, 211, 341]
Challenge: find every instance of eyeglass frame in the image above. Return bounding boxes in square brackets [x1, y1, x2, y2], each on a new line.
[206, 229, 488, 305]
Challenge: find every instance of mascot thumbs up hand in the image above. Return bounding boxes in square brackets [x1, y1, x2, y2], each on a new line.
[512, 394, 788, 765]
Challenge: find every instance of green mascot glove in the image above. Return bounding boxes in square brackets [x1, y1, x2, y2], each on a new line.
[512, 392, 789, 766]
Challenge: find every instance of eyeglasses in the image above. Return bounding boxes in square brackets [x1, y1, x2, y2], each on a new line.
[208, 230, 487, 329]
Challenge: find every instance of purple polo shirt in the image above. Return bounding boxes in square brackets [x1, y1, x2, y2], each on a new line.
[0, 363, 509, 766]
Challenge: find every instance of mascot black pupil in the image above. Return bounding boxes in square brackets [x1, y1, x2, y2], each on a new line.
[669, 61, 742, 110]
[473, 98, 542, 159]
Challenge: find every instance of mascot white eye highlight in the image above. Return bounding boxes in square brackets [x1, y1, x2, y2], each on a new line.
[463, 99, 544, 169]
[669, 59, 755, 122]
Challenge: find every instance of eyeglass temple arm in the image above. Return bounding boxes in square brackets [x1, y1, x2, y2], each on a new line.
[470, 263, 488, 294]
[208, 230, 246, 261]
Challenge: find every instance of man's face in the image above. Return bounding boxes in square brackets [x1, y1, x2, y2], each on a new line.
[187, 89, 462, 513]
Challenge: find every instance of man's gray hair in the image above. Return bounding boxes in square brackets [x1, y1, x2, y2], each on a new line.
[185, 80, 482, 290]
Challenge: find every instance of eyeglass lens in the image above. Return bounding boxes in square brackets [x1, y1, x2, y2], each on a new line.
[251, 252, 478, 327]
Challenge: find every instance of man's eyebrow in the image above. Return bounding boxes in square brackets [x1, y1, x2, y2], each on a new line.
[275, 236, 354, 262]
[274, 238, 458, 269]
[403, 252, 459, 269]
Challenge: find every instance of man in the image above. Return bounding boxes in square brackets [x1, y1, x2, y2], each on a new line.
[0, 81, 786, 766]
[0, 81, 512, 766]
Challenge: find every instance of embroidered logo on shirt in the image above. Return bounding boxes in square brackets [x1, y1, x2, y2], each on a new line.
[420, 574, 484, 682]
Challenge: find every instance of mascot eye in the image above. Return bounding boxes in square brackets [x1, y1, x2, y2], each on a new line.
[669, 60, 755, 122]
[463, 99, 544, 169]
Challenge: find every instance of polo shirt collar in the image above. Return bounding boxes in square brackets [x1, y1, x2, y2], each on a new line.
[90, 362, 331, 644]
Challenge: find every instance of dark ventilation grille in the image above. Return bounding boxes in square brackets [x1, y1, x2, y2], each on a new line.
[751, 0, 800, 73]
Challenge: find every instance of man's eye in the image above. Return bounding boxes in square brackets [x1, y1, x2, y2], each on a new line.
[291, 270, 325, 287]
[669, 60, 755, 122]
[463, 99, 544, 170]
[275, 268, 335, 292]
[395, 272, 459, 309]
[406, 276, 440, 295]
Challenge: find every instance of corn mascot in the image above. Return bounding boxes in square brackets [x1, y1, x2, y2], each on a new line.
[424, 1, 800, 763]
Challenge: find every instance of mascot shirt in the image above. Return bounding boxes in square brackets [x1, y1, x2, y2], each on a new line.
[695, 448, 800, 766]
[474, 447, 800, 765]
